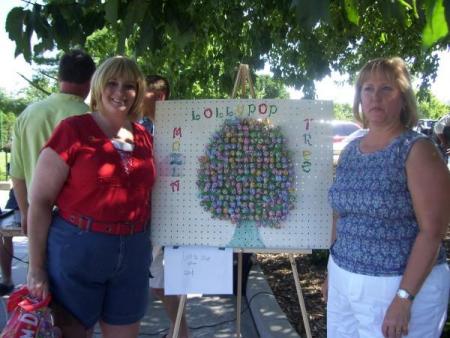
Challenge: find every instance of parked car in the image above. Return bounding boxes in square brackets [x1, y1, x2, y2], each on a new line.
[331, 120, 361, 143]
[413, 118, 437, 136]
[333, 128, 368, 164]
[330, 120, 362, 165]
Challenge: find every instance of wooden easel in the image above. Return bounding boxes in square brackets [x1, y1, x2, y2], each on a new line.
[173, 294, 187, 338]
[231, 64, 256, 99]
[235, 249, 313, 338]
[232, 64, 312, 338]
[231, 64, 254, 338]
[172, 64, 313, 338]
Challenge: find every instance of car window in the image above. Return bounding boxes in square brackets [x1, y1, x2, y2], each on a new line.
[343, 129, 368, 142]
[332, 123, 360, 136]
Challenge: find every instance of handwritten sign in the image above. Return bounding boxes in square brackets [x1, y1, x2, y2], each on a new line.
[151, 99, 333, 250]
[164, 246, 233, 295]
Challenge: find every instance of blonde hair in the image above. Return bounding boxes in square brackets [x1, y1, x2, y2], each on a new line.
[352, 57, 418, 129]
[90, 56, 145, 121]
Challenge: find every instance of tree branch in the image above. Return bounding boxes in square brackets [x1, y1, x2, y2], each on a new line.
[17, 73, 51, 96]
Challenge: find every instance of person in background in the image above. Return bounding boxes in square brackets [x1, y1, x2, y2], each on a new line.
[323, 57, 450, 338]
[140, 75, 169, 135]
[433, 112, 450, 162]
[141, 75, 191, 338]
[11, 49, 96, 236]
[7, 49, 95, 299]
[0, 189, 19, 296]
[27, 56, 155, 338]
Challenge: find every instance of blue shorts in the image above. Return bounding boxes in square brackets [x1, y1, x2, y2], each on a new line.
[47, 215, 151, 328]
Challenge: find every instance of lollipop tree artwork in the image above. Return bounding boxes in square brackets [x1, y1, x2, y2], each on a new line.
[197, 117, 296, 248]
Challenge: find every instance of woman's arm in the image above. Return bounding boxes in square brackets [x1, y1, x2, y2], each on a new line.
[400, 140, 449, 297]
[27, 148, 69, 299]
[382, 139, 450, 337]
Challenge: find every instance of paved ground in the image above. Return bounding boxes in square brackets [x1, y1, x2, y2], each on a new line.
[0, 186, 299, 337]
[0, 236, 260, 337]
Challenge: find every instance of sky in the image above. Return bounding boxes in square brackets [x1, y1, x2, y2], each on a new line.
[0, 0, 34, 93]
[299, 52, 450, 104]
[1, 0, 449, 104]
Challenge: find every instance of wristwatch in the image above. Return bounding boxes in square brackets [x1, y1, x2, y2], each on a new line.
[396, 288, 415, 301]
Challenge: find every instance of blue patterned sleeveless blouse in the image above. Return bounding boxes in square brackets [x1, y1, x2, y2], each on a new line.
[328, 129, 446, 276]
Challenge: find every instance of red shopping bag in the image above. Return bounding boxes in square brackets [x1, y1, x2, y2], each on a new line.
[1, 286, 60, 338]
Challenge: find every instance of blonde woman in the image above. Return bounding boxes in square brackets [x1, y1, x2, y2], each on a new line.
[324, 57, 450, 338]
[27, 56, 156, 338]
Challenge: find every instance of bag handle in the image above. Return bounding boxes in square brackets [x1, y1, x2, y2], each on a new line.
[6, 286, 28, 311]
[7, 286, 52, 312]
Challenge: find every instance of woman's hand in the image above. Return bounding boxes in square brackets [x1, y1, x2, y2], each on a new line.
[321, 275, 328, 302]
[27, 267, 49, 300]
[381, 297, 411, 338]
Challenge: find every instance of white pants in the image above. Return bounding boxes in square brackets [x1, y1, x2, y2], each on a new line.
[327, 256, 450, 338]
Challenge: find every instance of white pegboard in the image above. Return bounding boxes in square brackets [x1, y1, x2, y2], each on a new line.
[151, 99, 333, 250]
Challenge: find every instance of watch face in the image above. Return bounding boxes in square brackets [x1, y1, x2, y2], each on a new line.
[397, 290, 407, 298]
[397, 289, 413, 300]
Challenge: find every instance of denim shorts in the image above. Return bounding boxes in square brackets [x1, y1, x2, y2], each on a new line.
[47, 215, 152, 328]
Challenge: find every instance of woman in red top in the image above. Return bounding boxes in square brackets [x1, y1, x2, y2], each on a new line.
[27, 56, 156, 338]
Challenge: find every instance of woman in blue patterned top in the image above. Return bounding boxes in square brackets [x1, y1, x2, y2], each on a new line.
[323, 57, 450, 338]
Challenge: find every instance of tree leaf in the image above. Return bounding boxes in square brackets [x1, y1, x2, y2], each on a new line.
[5, 7, 24, 42]
[51, 8, 71, 50]
[445, 0, 450, 28]
[31, 4, 52, 40]
[117, 0, 149, 55]
[292, 0, 330, 28]
[4, 0, 450, 99]
[135, 17, 154, 56]
[21, 10, 34, 62]
[344, 0, 359, 25]
[422, 0, 449, 48]
[104, 0, 119, 24]
[5, 7, 32, 61]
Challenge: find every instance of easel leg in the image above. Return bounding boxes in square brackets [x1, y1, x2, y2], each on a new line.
[172, 295, 187, 338]
[289, 254, 312, 338]
[236, 250, 243, 337]
[231, 64, 256, 99]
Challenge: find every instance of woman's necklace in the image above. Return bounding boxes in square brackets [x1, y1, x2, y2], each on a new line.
[93, 112, 135, 173]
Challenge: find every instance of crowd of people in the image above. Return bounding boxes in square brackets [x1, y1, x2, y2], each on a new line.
[0, 52, 448, 338]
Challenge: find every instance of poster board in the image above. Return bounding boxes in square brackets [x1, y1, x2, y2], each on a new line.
[164, 246, 233, 295]
[151, 99, 333, 250]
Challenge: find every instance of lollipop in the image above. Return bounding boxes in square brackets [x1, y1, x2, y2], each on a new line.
[197, 117, 296, 228]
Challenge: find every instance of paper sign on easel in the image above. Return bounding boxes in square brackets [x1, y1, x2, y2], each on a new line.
[164, 246, 233, 295]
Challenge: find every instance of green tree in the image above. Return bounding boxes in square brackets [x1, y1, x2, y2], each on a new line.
[0, 111, 17, 151]
[18, 72, 57, 102]
[254, 75, 289, 99]
[6, 0, 450, 98]
[332, 94, 450, 122]
[0, 90, 28, 117]
[417, 91, 450, 119]
[0, 89, 32, 154]
[333, 103, 353, 121]
[0, 90, 23, 178]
